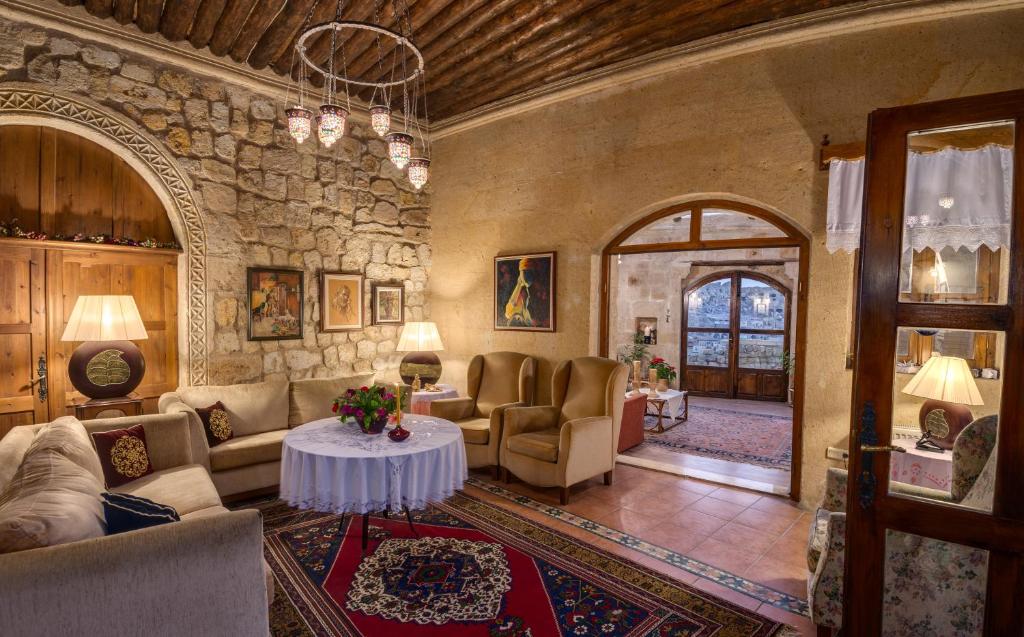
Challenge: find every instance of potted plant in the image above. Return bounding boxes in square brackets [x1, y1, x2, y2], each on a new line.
[649, 357, 677, 392]
[332, 385, 397, 434]
[781, 350, 795, 405]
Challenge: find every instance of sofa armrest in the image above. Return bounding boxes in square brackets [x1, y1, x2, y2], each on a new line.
[0, 510, 269, 637]
[890, 482, 955, 502]
[560, 416, 614, 484]
[159, 392, 211, 471]
[504, 405, 561, 438]
[822, 467, 849, 512]
[430, 397, 475, 421]
[808, 511, 846, 629]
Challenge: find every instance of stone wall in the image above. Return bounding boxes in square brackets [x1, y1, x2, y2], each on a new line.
[0, 16, 430, 386]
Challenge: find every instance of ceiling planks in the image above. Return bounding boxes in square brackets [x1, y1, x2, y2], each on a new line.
[59, 0, 867, 120]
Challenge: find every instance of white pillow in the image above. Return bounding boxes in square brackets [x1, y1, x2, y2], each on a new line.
[28, 416, 105, 483]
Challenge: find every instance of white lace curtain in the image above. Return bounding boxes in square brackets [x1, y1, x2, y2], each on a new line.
[826, 144, 1013, 253]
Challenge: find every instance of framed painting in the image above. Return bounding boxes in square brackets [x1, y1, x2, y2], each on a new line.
[320, 271, 364, 332]
[494, 252, 556, 332]
[636, 317, 658, 344]
[247, 267, 303, 341]
[372, 283, 405, 325]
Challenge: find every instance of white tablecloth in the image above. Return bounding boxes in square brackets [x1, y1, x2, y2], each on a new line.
[636, 387, 686, 418]
[280, 415, 468, 514]
[410, 383, 458, 415]
[890, 435, 953, 492]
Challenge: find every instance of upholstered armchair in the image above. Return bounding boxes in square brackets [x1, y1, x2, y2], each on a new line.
[807, 415, 997, 634]
[429, 351, 538, 473]
[500, 357, 629, 504]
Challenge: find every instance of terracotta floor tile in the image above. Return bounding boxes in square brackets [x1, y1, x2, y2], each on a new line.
[711, 521, 780, 556]
[688, 536, 763, 574]
[690, 576, 763, 612]
[707, 486, 764, 507]
[668, 508, 728, 536]
[559, 494, 618, 518]
[733, 506, 798, 535]
[674, 479, 719, 496]
[687, 495, 748, 521]
[756, 603, 817, 636]
[638, 520, 708, 555]
[745, 552, 810, 599]
[749, 493, 804, 517]
[587, 506, 668, 535]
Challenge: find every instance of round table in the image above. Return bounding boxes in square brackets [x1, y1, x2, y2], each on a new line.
[410, 383, 458, 415]
[281, 414, 468, 551]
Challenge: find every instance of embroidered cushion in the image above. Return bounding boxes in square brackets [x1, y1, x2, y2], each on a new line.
[196, 401, 234, 447]
[90, 424, 154, 488]
[102, 492, 179, 535]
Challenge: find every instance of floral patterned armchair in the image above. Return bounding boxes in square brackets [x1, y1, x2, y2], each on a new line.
[806, 415, 997, 635]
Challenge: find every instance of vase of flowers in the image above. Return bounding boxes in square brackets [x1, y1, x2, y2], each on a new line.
[332, 385, 397, 434]
[650, 357, 676, 392]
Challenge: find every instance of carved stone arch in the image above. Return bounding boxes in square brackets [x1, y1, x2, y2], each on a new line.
[0, 84, 208, 386]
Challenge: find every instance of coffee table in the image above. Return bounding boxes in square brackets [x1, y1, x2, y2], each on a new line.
[639, 388, 688, 433]
[280, 414, 468, 552]
[410, 383, 458, 415]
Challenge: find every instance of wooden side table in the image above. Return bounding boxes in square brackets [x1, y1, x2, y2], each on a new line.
[73, 394, 144, 420]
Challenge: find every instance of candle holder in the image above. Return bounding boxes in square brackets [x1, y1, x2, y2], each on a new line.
[389, 383, 410, 442]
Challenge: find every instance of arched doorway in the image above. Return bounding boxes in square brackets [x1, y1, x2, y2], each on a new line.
[682, 271, 791, 401]
[600, 199, 808, 498]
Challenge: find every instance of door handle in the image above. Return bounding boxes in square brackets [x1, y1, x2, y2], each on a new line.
[860, 445, 906, 454]
[29, 355, 47, 402]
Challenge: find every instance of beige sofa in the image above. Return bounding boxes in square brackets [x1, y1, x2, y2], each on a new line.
[159, 373, 402, 498]
[0, 413, 270, 636]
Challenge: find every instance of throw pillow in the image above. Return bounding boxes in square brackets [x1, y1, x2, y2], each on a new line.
[27, 416, 105, 483]
[90, 424, 154, 488]
[196, 401, 234, 447]
[102, 492, 179, 535]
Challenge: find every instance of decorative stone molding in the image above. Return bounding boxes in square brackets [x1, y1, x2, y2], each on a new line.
[0, 84, 209, 385]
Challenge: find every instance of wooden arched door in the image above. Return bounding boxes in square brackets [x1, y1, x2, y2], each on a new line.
[681, 271, 790, 401]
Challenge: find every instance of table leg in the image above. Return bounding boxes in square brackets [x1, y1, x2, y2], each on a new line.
[682, 393, 689, 422]
[403, 507, 419, 538]
[361, 512, 370, 553]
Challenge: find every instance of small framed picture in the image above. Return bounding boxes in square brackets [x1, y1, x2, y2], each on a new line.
[494, 251, 556, 332]
[320, 271, 364, 332]
[636, 317, 658, 344]
[247, 267, 304, 341]
[372, 283, 405, 325]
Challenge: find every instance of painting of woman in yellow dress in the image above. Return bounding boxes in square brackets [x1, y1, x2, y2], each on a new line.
[494, 252, 556, 331]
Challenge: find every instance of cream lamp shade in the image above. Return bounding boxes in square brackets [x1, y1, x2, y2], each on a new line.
[902, 353, 983, 406]
[60, 295, 148, 342]
[397, 322, 444, 352]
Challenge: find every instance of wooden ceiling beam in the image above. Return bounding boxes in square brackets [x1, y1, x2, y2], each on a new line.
[83, 0, 114, 19]
[228, 1, 288, 63]
[188, 0, 229, 48]
[342, 0, 458, 85]
[430, 0, 730, 116]
[269, 0, 341, 75]
[134, 0, 164, 33]
[289, 1, 378, 81]
[159, 0, 203, 42]
[112, 0, 136, 25]
[423, 0, 602, 94]
[246, 0, 319, 70]
[207, 0, 259, 57]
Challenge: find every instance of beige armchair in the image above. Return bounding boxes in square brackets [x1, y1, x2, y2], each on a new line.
[500, 357, 628, 504]
[430, 351, 538, 473]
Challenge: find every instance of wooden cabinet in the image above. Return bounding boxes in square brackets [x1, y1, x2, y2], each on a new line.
[0, 239, 179, 438]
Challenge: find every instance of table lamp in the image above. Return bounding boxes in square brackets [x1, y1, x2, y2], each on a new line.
[901, 353, 982, 451]
[60, 295, 148, 400]
[397, 321, 443, 385]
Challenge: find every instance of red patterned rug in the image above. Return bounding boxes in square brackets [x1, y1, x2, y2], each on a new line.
[630, 405, 792, 470]
[248, 492, 794, 636]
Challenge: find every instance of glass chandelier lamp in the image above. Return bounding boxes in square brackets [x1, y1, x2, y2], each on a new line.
[370, 104, 391, 136]
[286, 106, 313, 143]
[407, 157, 430, 190]
[317, 103, 348, 147]
[386, 132, 413, 169]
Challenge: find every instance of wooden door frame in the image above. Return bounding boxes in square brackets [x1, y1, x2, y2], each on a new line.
[680, 270, 792, 401]
[599, 199, 809, 500]
[845, 89, 1024, 635]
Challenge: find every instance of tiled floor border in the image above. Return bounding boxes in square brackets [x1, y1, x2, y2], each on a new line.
[466, 476, 811, 617]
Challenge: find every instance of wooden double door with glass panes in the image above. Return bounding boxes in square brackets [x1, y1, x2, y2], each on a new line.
[680, 271, 790, 401]
[0, 241, 178, 437]
[842, 89, 1024, 635]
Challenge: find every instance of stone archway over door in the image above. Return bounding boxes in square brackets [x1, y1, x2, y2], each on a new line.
[0, 85, 208, 386]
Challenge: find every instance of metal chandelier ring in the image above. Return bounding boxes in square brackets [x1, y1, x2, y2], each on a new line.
[295, 21, 425, 89]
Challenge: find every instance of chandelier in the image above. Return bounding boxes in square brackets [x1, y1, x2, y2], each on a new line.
[285, 1, 431, 190]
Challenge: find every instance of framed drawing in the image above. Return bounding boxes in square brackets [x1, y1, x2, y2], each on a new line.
[494, 252, 556, 332]
[320, 271, 364, 332]
[636, 317, 658, 344]
[247, 267, 303, 340]
[372, 283, 405, 325]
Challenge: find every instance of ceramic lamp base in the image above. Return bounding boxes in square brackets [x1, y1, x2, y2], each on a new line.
[400, 351, 441, 385]
[68, 340, 145, 400]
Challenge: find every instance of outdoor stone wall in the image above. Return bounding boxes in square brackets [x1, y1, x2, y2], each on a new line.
[0, 16, 430, 386]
